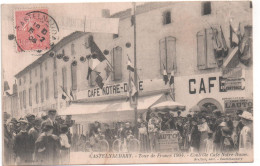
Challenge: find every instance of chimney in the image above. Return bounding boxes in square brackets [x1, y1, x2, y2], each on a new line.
[102, 9, 110, 18]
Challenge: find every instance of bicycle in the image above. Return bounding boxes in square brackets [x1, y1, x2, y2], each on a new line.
[112, 135, 140, 152]
[85, 135, 109, 152]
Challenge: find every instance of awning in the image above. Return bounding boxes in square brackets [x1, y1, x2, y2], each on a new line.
[150, 101, 186, 111]
[59, 93, 164, 116]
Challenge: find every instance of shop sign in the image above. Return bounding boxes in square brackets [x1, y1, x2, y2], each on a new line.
[224, 78, 245, 91]
[88, 81, 144, 98]
[158, 130, 179, 152]
[222, 67, 243, 78]
[224, 99, 253, 111]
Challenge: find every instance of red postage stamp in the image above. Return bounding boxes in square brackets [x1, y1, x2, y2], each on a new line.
[15, 9, 51, 52]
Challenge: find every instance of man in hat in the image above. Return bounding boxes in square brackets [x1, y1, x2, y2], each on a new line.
[213, 121, 226, 152]
[41, 109, 59, 136]
[239, 111, 253, 152]
[13, 118, 34, 164]
[35, 123, 60, 165]
[29, 117, 42, 160]
[25, 113, 36, 131]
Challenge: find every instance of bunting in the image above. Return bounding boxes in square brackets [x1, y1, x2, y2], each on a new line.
[163, 64, 169, 85]
[127, 55, 134, 72]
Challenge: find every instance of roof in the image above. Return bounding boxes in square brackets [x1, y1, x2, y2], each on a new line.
[111, 2, 175, 19]
[15, 31, 88, 78]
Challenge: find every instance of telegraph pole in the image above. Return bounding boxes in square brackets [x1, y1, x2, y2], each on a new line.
[133, 2, 138, 136]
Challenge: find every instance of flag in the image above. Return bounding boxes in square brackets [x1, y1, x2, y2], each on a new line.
[130, 77, 137, 97]
[89, 36, 106, 62]
[127, 55, 134, 72]
[163, 64, 168, 85]
[169, 70, 174, 85]
[96, 73, 104, 89]
[104, 63, 112, 80]
[87, 67, 93, 80]
[220, 26, 229, 57]
[230, 24, 239, 48]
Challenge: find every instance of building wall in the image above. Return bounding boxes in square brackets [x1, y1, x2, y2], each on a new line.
[15, 1, 252, 116]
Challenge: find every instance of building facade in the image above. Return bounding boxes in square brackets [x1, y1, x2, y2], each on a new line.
[15, 1, 252, 119]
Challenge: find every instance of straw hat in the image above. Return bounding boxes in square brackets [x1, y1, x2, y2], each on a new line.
[239, 111, 253, 121]
[219, 121, 227, 127]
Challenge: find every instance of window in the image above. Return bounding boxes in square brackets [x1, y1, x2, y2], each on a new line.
[35, 83, 39, 104]
[23, 90, 26, 108]
[29, 88, 32, 106]
[250, 1, 252, 8]
[163, 11, 171, 25]
[111, 46, 122, 80]
[45, 77, 49, 100]
[71, 44, 75, 55]
[202, 2, 211, 15]
[35, 68, 37, 76]
[45, 61, 47, 70]
[40, 63, 43, 78]
[71, 63, 77, 90]
[19, 92, 23, 109]
[23, 75, 26, 83]
[62, 67, 67, 93]
[19, 78, 21, 86]
[53, 57, 57, 69]
[159, 36, 177, 74]
[53, 72, 58, 98]
[40, 81, 44, 102]
[113, 34, 119, 39]
[29, 70, 32, 84]
[197, 28, 218, 69]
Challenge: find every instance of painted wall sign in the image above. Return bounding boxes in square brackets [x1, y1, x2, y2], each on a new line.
[224, 99, 253, 112]
[224, 78, 245, 91]
[188, 76, 226, 94]
[158, 130, 180, 152]
[87, 81, 144, 98]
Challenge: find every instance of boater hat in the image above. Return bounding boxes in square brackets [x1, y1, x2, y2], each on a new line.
[239, 111, 253, 121]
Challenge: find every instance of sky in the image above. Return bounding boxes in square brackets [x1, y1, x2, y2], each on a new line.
[1, 2, 138, 90]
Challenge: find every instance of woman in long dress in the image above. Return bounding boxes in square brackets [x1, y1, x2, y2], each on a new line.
[198, 116, 210, 152]
[138, 122, 150, 152]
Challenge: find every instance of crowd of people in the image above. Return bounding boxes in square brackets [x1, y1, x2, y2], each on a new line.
[83, 109, 253, 153]
[4, 107, 253, 164]
[4, 110, 73, 165]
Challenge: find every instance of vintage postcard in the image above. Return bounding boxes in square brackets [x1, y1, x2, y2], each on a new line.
[2, 1, 253, 165]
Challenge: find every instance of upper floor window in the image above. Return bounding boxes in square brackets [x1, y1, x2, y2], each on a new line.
[71, 44, 75, 55]
[71, 63, 77, 90]
[159, 36, 177, 74]
[111, 46, 122, 81]
[19, 78, 21, 86]
[53, 57, 57, 69]
[35, 83, 39, 104]
[19, 92, 23, 109]
[23, 75, 26, 83]
[250, 1, 252, 8]
[62, 67, 67, 93]
[35, 68, 37, 76]
[29, 88, 32, 106]
[197, 28, 218, 69]
[40, 81, 44, 103]
[163, 11, 171, 25]
[23, 90, 26, 108]
[202, 2, 211, 15]
[53, 72, 58, 98]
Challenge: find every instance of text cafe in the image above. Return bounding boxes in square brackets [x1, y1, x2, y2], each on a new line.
[175, 72, 251, 114]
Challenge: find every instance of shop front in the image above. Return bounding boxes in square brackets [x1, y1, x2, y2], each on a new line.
[175, 70, 253, 116]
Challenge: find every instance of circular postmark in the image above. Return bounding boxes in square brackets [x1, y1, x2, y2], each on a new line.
[14, 9, 59, 52]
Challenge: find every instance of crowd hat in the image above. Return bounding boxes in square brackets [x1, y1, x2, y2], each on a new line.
[11, 118, 18, 124]
[219, 121, 227, 127]
[48, 109, 57, 115]
[19, 118, 29, 124]
[60, 125, 69, 133]
[239, 111, 253, 121]
[4, 112, 11, 121]
[42, 123, 54, 132]
[25, 113, 35, 119]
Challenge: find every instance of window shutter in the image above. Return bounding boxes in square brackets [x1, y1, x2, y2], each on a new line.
[19, 92, 23, 109]
[53, 57, 57, 69]
[53, 72, 58, 98]
[40, 63, 43, 78]
[206, 28, 218, 68]
[29, 88, 32, 106]
[197, 30, 207, 69]
[159, 38, 167, 74]
[35, 83, 39, 104]
[71, 64, 77, 90]
[166, 36, 176, 72]
[23, 90, 26, 108]
[62, 67, 67, 93]
[112, 46, 122, 80]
